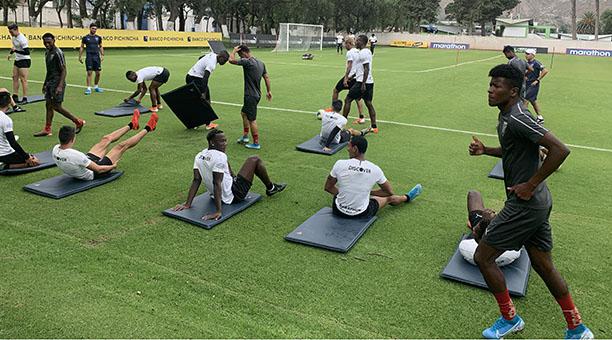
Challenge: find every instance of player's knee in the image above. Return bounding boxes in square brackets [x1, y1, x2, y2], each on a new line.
[473, 247, 494, 267]
[247, 155, 261, 164]
[12, 74, 18, 81]
[116, 141, 129, 151]
[100, 134, 113, 144]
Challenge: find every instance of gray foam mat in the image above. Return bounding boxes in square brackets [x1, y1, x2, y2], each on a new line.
[0, 150, 55, 175]
[285, 207, 378, 252]
[440, 234, 530, 297]
[488, 160, 504, 180]
[95, 99, 151, 117]
[23, 171, 123, 199]
[5, 94, 46, 114]
[161, 83, 218, 129]
[208, 40, 226, 53]
[296, 135, 348, 156]
[163, 192, 262, 229]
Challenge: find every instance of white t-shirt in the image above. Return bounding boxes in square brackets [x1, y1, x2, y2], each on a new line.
[330, 158, 387, 215]
[336, 35, 343, 44]
[320, 110, 348, 144]
[12, 33, 30, 61]
[193, 148, 234, 204]
[136, 66, 164, 83]
[369, 36, 377, 44]
[52, 145, 94, 180]
[355, 48, 374, 84]
[346, 48, 359, 77]
[0, 111, 15, 156]
[188, 52, 217, 78]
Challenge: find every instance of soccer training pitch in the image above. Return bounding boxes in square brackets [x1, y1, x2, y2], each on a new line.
[0, 46, 610, 338]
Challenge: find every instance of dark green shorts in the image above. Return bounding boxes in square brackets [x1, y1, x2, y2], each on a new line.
[45, 82, 66, 103]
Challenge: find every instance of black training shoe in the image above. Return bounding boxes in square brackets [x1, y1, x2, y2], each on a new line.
[12, 106, 25, 113]
[16, 98, 27, 105]
[266, 183, 287, 196]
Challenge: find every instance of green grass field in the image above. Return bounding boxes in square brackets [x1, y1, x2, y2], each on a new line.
[0, 46, 611, 338]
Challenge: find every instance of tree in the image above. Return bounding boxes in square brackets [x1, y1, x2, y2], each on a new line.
[602, 9, 612, 34]
[26, 0, 51, 27]
[446, 0, 478, 34]
[1, 0, 19, 26]
[446, 0, 519, 36]
[594, 0, 599, 39]
[571, 0, 577, 39]
[53, 0, 66, 27]
[577, 11, 596, 34]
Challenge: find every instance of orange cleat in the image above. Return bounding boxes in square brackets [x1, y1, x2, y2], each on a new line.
[131, 109, 141, 130]
[145, 112, 159, 131]
[372, 127, 379, 134]
[75, 119, 86, 134]
[33, 128, 52, 137]
[205, 123, 219, 130]
[149, 106, 159, 113]
[353, 117, 366, 124]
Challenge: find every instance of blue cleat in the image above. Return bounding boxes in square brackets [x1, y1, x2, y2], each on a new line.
[482, 315, 525, 339]
[407, 183, 423, 202]
[565, 324, 594, 339]
[236, 136, 249, 144]
[94, 87, 104, 93]
[84, 88, 92, 95]
[245, 143, 261, 150]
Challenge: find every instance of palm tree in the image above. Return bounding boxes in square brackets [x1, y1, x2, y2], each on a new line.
[577, 11, 596, 34]
[595, 0, 600, 40]
[571, 0, 577, 39]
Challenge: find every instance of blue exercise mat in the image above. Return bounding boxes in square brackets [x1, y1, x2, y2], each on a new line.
[23, 171, 123, 199]
[285, 207, 378, 252]
[0, 150, 55, 175]
[5, 94, 46, 114]
[296, 135, 348, 156]
[163, 192, 262, 229]
[440, 234, 531, 297]
[95, 99, 151, 117]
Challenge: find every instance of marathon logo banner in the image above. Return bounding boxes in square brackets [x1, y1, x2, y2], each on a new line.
[430, 42, 470, 50]
[512, 46, 548, 54]
[389, 40, 429, 48]
[0, 27, 222, 48]
[566, 48, 612, 57]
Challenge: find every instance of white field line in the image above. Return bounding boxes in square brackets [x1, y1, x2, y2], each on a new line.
[2, 76, 610, 154]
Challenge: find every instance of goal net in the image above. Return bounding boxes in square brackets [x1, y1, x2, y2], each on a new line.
[273, 23, 323, 52]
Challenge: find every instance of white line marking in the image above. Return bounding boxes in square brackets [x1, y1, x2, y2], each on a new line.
[2, 76, 610, 153]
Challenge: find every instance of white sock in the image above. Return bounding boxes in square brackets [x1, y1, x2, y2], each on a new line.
[87, 87, 91, 90]
[94, 85, 99, 89]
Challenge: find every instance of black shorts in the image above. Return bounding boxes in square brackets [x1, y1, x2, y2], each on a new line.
[0, 152, 27, 168]
[241, 95, 260, 122]
[152, 68, 170, 84]
[185, 74, 210, 102]
[334, 76, 357, 92]
[525, 84, 539, 102]
[45, 82, 66, 103]
[332, 196, 379, 219]
[86, 153, 113, 179]
[481, 203, 553, 252]
[231, 174, 252, 202]
[14, 59, 31, 68]
[347, 82, 374, 102]
[85, 55, 101, 71]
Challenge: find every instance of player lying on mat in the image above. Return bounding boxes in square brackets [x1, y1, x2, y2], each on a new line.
[460, 190, 520, 266]
[319, 100, 371, 152]
[52, 109, 158, 180]
[324, 135, 422, 219]
[173, 129, 287, 221]
[0, 90, 40, 169]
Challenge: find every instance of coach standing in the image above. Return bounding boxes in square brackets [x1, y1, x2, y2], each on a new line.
[79, 23, 104, 95]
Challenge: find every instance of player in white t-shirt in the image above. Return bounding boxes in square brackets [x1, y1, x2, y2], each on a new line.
[53, 110, 158, 180]
[319, 100, 371, 152]
[0, 91, 39, 169]
[335, 33, 344, 54]
[185, 50, 230, 130]
[125, 66, 170, 112]
[369, 34, 378, 55]
[173, 129, 287, 221]
[7, 24, 30, 106]
[331, 36, 364, 120]
[343, 35, 378, 133]
[325, 135, 422, 218]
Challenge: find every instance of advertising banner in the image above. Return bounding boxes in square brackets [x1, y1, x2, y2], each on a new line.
[390, 40, 429, 48]
[430, 42, 470, 50]
[566, 48, 612, 57]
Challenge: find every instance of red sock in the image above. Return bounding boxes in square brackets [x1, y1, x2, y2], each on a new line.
[44, 123, 51, 131]
[243, 128, 249, 135]
[253, 134, 259, 144]
[494, 290, 516, 320]
[557, 294, 582, 330]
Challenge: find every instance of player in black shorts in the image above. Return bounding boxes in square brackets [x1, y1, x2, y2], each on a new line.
[173, 129, 286, 221]
[331, 37, 364, 119]
[7, 23, 30, 107]
[79, 23, 104, 95]
[468, 64, 593, 339]
[343, 35, 378, 133]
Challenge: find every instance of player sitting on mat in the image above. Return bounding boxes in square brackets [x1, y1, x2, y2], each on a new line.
[125, 66, 170, 112]
[460, 190, 520, 266]
[324, 135, 422, 219]
[0, 91, 40, 169]
[53, 110, 158, 180]
[173, 129, 287, 221]
[319, 100, 371, 152]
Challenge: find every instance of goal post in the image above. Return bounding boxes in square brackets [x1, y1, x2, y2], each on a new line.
[273, 23, 324, 52]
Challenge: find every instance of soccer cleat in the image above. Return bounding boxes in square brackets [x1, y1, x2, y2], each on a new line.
[372, 127, 379, 134]
[16, 98, 27, 105]
[236, 136, 249, 144]
[145, 112, 159, 131]
[205, 123, 219, 130]
[266, 183, 287, 196]
[157, 104, 163, 110]
[482, 315, 525, 339]
[407, 184, 423, 202]
[360, 127, 373, 136]
[94, 87, 103, 93]
[353, 117, 366, 124]
[84, 88, 92, 95]
[33, 128, 52, 137]
[12, 105, 25, 113]
[149, 106, 159, 113]
[131, 109, 141, 130]
[245, 143, 261, 150]
[536, 115, 544, 124]
[565, 324, 594, 340]
[75, 119, 86, 134]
